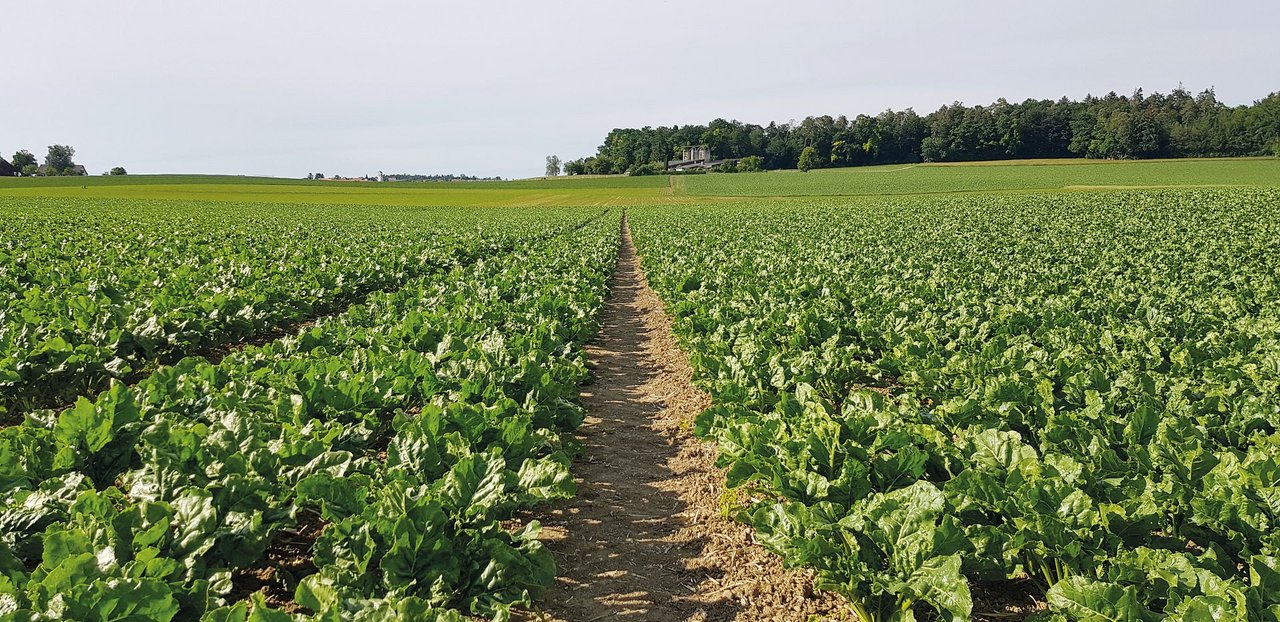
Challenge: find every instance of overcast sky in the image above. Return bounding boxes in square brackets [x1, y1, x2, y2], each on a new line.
[4, 1, 1278, 179]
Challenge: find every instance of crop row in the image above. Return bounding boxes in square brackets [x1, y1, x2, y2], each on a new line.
[0, 199, 550, 419]
[631, 189, 1280, 620]
[0, 209, 617, 621]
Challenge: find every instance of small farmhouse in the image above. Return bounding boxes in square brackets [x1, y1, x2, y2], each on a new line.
[36, 164, 88, 176]
[666, 145, 740, 171]
[0, 157, 16, 176]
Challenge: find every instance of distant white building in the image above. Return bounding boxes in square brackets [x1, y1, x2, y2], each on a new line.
[666, 145, 738, 171]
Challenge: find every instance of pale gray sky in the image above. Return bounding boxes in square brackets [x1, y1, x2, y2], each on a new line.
[4, 1, 1278, 179]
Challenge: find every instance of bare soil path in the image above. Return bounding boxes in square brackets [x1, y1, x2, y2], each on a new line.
[520, 216, 848, 621]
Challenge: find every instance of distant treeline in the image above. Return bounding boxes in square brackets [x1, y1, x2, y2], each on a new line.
[565, 87, 1280, 174]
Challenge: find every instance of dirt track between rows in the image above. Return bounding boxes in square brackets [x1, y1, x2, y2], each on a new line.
[520, 216, 847, 621]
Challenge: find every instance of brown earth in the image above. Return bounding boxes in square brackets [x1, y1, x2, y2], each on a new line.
[228, 508, 325, 614]
[518, 216, 850, 622]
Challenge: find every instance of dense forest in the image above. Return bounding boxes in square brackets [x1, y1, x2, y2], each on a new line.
[564, 87, 1280, 174]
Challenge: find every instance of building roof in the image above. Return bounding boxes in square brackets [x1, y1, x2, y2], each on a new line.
[36, 164, 88, 175]
[0, 158, 15, 176]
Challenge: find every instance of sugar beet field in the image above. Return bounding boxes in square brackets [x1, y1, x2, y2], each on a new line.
[1, 160, 1279, 621]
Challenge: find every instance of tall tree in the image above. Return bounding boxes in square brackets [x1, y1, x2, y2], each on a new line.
[11, 150, 36, 169]
[545, 155, 562, 177]
[797, 146, 818, 172]
[45, 145, 76, 173]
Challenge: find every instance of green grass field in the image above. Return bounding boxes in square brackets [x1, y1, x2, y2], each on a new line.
[0, 173, 671, 190]
[0, 158, 1274, 207]
[0, 181, 671, 207]
[0, 173, 674, 207]
[678, 157, 1280, 197]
